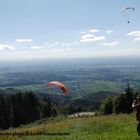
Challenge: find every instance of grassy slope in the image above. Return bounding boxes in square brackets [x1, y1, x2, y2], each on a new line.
[0, 114, 139, 140]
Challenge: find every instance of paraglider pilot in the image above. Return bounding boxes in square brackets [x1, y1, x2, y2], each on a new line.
[132, 97, 140, 136]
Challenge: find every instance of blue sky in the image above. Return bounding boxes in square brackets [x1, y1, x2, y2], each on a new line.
[0, 0, 139, 60]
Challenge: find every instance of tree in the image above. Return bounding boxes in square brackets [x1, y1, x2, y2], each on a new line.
[42, 96, 52, 118]
[100, 97, 114, 115]
[0, 90, 57, 129]
[24, 91, 40, 122]
[125, 83, 134, 113]
[114, 94, 127, 114]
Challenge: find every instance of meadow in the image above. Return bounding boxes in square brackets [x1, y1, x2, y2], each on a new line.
[0, 114, 139, 140]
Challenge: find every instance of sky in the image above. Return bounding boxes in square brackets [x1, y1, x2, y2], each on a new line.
[0, 0, 139, 60]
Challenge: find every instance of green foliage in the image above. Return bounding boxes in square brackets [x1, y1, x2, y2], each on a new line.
[100, 84, 135, 114]
[0, 91, 56, 129]
[125, 83, 134, 113]
[100, 97, 114, 115]
[42, 96, 53, 118]
[114, 94, 128, 114]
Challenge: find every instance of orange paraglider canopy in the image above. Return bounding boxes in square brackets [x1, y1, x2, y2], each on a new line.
[47, 81, 67, 95]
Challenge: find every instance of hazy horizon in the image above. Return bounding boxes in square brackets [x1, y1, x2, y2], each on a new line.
[0, 55, 140, 67]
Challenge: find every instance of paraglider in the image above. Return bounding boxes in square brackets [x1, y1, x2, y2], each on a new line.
[120, 7, 135, 13]
[47, 81, 67, 95]
[120, 7, 135, 24]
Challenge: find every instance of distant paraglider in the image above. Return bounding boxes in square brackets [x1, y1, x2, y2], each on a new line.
[120, 7, 135, 24]
[120, 7, 135, 13]
[47, 81, 67, 95]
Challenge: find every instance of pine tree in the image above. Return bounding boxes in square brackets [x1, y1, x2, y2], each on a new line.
[114, 94, 127, 114]
[0, 95, 5, 129]
[24, 91, 40, 122]
[42, 96, 52, 118]
[125, 83, 134, 113]
[100, 97, 114, 115]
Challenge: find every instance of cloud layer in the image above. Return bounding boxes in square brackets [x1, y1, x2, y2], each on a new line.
[127, 31, 140, 41]
[0, 44, 15, 50]
[106, 30, 113, 34]
[127, 31, 140, 37]
[101, 41, 119, 47]
[80, 34, 105, 42]
[16, 39, 33, 43]
[88, 29, 100, 33]
[31, 46, 44, 49]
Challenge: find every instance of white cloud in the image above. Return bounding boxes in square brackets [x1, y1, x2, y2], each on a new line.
[62, 43, 71, 47]
[46, 42, 60, 47]
[45, 42, 48, 46]
[52, 48, 72, 51]
[45, 42, 79, 47]
[48, 44, 56, 47]
[80, 34, 105, 42]
[0, 44, 15, 50]
[127, 31, 140, 42]
[134, 37, 140, 41]
[62, 42, 79, 46]
[53, 42, 60, 45]
[101, 41, 119, 47]
[15, 51, 29, 54]
[89, 29, 100, 33]
[31, 46, 44, 49]
[106, 30, 113, 34]
[127, 31, 140, 37]
[16, 39, 33, 43]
